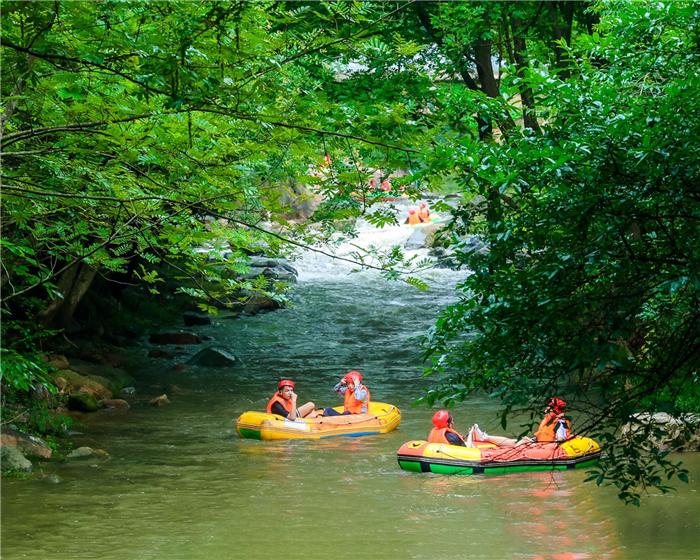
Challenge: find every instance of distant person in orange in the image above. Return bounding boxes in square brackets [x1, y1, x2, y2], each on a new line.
[368, 178, 377, 191]
[417, 201, 430, 223]
[266, 380, 319, 420]
[405, 208, 422, 226]
[471, 398, 571, 446]
[380, 179, 391, 192]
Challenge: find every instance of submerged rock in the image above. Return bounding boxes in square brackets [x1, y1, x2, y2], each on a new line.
[149, 332, 203, 345]
[1, 446, 33, 473]
[149, 394, 171, 407]
[187, 346, 237, 367]
[183, 311, 212, 327]
[66, 447, 111, 461]
[98, 399, 130, 409]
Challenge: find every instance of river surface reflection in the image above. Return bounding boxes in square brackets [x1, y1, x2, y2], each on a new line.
[2, 220, 699, 560]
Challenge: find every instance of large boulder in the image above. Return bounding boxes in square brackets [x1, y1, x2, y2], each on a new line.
[149, 332, 204, 345]
[624, 413, 700, 452]
[404, 229, 428, 250]
[68, 392, 99, 412]
[67, 359, 136, 388]
[187, 345, 237, 367]
[1, 429, 52, 459]
[242, 293, 284, 314]
[48, 369, 113, 399]
[1, 446, 33, 473]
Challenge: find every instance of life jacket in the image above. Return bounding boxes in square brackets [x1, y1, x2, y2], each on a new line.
[417, 208, 430, 222]
[344, 385, 370, 414]
[534, 412, 570, 443]
[266, 393, 292, 416]
[407, 214, 422, 225]
[428, 427, 465, 445]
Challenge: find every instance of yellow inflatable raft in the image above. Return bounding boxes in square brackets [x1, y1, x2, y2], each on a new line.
[236, 402, 401, 440]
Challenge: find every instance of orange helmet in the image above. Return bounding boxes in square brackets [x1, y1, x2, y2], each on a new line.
[278, 379, 295, 390]
[432, 410, 452, 429]
[548, 398, 566, 413]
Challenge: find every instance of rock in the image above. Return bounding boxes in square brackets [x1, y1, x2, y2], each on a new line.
[183, 311, 212, 327]
[49, 369, 113, 399]
[49, 354, 70, 370]
[149, 394, 170, 407]
[1, 429, 53, 459]
[149, 348, 175, 359]
[166, 384, 182, 393]
[30, 383, 55, 404]
[1, 446, 32, 473]
[66, 447, 111, 461]
[120, 387, 136, 395]
[68, 392, 99, 412]
[44, 474, 62, 484]
[98, 399, 130, 409]
[243, 294, 284, 314]
[149, 332, 203, 345]
[171, 364, 190, 371]
[67, 359, 136, 388]
[624, 413, 700, 452]
[186, 346, 237, 367]
[404, 229, 428, 250]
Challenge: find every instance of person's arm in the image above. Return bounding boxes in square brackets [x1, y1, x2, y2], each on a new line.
[333, 381, 347, 395]
[288, 392, 298, 420]
[271, 401, 296, 419]
[354, 386, 367, 401]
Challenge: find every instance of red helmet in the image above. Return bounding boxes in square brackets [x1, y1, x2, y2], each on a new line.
[432, 410, 452, 429]
[548, 398, 566, 413]
[408, 208, 416, 214]
[278, 379, 295, 390]
[419, 201, 427, 208]
[345, 371, 362, 385]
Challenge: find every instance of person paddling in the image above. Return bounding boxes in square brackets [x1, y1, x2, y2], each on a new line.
[322, 371, 370, 416]
[428, 410, 467, 447]
[417, 201, 430, 223]
[405, 208, 422, 226]
[266, 380, 319, 420]
[470, 398, 571, 446]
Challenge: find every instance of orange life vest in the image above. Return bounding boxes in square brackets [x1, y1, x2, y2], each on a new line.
[407, 214, 421, 225]
[344, 385, 370, 414]
[417, 208, 430, 222]
[266, 393, 292, 416]
[428, 427, 465, 445]
[534, 412, 570, 443]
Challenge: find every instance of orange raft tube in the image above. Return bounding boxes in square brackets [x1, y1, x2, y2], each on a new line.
[397, 436, 600, 475]
[236, 402, 401, 440]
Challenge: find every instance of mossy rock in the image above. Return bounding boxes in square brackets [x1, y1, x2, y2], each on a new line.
[68, 392, 99, 412]
[67, 359, 136, 387]
[49, 369, 113, 399]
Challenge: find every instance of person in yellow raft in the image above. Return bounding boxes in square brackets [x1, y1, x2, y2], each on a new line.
[266, 380, 320, 420]
[470, 398, 571, 446]
[405, 208, 422, 226]
[322, 371, 370, 416]
[417, 201, 431, 223]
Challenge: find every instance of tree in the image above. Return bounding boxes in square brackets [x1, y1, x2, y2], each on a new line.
[421, 1, 700, 504]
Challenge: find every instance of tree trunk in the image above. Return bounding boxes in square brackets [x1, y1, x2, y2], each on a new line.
[547, 1, 575, 80]
[511, 16, 542, 133]
[34, 262, 97, 330]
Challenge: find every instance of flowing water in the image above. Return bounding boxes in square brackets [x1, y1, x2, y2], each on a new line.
[2, 207, 699, 560]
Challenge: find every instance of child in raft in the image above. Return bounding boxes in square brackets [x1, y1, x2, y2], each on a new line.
[322, 371, 370, 416]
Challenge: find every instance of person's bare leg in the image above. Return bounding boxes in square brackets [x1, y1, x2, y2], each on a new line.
[298, 402, 316, 418]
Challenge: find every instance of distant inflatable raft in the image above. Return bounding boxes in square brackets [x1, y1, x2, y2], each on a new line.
[405, 214, 443, 228]
[236, 402, 401, 440]
[397, 436, 601, 475]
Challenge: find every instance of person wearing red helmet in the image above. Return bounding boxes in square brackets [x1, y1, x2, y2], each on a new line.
[405, 208, 422, 226]
[266, 380, 319, 420]
[417, 201, 430, 223]
[428, 410, 467, 446]
[322, 371, 370, 416]
[470, 398, 571, 446]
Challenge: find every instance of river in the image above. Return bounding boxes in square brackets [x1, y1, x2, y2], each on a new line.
[2, 209, 699, 560]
